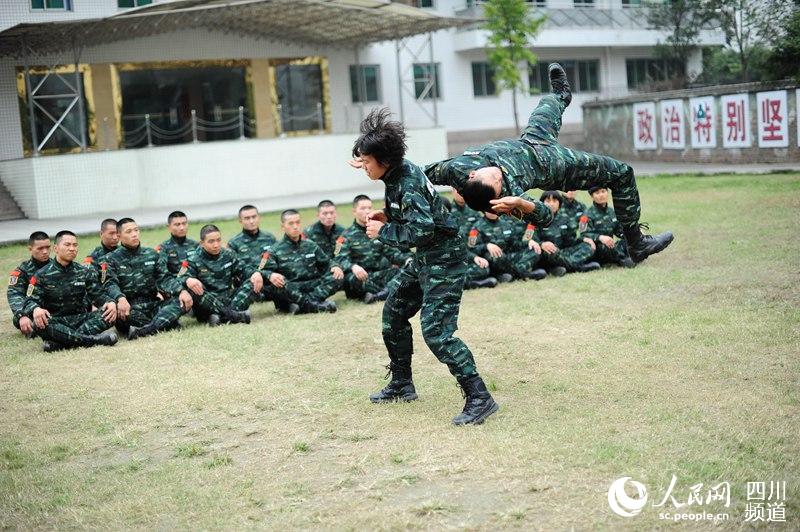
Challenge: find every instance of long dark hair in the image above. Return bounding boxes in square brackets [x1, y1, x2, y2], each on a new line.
[352, 108, 407, 170]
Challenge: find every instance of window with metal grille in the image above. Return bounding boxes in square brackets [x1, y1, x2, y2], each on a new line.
[471, 62, 497, 97]
[625, 58, 682, 89]
[413, 63, 441, 100]
[30, 0, 72, 10]
[349, 65, 381, 103]
[528, 60, 599, 93]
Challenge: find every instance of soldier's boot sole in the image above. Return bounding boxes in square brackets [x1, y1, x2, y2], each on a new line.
[369, 392, 419, 404]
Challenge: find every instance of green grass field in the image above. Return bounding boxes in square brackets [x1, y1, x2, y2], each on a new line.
[1, 173, 798, 529]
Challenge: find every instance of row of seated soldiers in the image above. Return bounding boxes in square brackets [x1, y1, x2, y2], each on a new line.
[7, 188, 631, 352]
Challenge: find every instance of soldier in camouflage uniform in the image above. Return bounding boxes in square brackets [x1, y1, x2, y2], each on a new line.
[534, 191, 600, 276]
[227, 205, 277, 302]
[580, 186, 635, 268]
[560, 190, 587, 222]
[423, 63, 673, 264]
[261, 210, 342, 314]
[304, 200, 345, 259]
[180, 224, 256, 326]
[336, 195, 408, 303]
[348, 108, 498, 426]
[7, 231, 51, 338]
[83, 218, 119, 270]
[471, 212, 547, 281]
[101, 218, 192, 340]
[451, 190, 496, 290]
[156, 211, 198, 275]
[24, 231, 118, 352]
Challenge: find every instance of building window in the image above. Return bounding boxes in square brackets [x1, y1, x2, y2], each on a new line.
[349, 65, 381, 103]
[416, 0, 434, 7]
[625, 58, 682, 89]
[30, 0, 71, 10]
[118, 0, 152, 6]
[574, 0, 594, 7]
[528, 60, 599, 93]
[528, 0, 547, 6]
[471, 62, 496, 97]
[621, 0, 642, 6]
[413, 63, 441, 100]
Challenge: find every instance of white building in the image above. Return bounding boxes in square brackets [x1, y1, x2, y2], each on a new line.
[0, 0, 723, 221]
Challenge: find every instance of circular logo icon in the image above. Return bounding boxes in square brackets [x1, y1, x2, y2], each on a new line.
[608, 477, 648, 518]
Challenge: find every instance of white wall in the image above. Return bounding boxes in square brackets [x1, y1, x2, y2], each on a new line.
[0, 127, 448, 219]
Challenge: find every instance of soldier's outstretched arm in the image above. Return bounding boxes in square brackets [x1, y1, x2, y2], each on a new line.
[491, 193, 554, 227]
[423, 159, 468, 191]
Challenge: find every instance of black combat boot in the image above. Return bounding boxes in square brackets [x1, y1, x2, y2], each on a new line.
[497, 273, 514, 283]
[42, 340, 66, 352]
[549, 266, 567, 277]
[127, 323, 158, 341]
[316, 300, 337, 313]
[548, 62, 572, 106]
[363, 287, 390, 304]
[467, 276, 498, 290]
[452, 375, 499, 426]
[369, 363, 418, 403]
[575, 261, 601, 273]
[84, 330, 118, 347]
[619, 256, 635, 269]
[207, 314, 222, 327]
[625, 225, 675, 263]
[222, 308, 251, 324]
[521, 268, 547, 280]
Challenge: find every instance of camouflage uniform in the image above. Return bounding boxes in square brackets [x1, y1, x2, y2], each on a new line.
[335, 220, 407, 299]
[534, 208, 594, 271]
[180, 248, 257, 322]
[227, 229, 276, 271]
[261, 235, 342, 310]
[379, 159, 478, 380]
[7, 257, 50, 330]
[561, 197, 587, 222]
[472, 215, 541, 279]
[83, 243, 118, 271]
[580, 202, 630, 265]
[101, 245, 185, 332]
[23, 260, 114, 347]
[424, 93, 642, 232]
[304, 221, 345, 259]
[156, 236, 198, 275]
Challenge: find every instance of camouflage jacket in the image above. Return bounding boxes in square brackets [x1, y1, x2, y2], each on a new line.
[304, 221, 345, 258]
[423, 143, 554, 227]
[83, 243, 118, 271]
[227, 229, 276, 273]
[101, 245, 183, 303]
[7, 257, 50, 322]
[471, 216, 527, 257]
[580, 202, 623, 241]
[380, 159, 459, 254]
[182, 248, 254, 296]
[561, 198, 587, 222]
[157, 235, 198, 275]
[23, 259, 112, 317]
[336, 220, 408, 272]
[449, 202, 481, 237]
[534, 209, 580, 249]
[262, 235, 333, 282]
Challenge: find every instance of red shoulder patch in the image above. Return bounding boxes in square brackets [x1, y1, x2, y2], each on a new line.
[83, 256, 94, 264]
[155, 245, 162, 252]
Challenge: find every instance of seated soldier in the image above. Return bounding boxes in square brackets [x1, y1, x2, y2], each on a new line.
[472, 211, 547, 282]
[262, 209, 342, 314]
[102, 218, 194, 340]
[8, 231, 52, 338]
[304, 200, 345, 258]
[337, 195, 408, 303]
[24, 230, 118, 352]
[83, 218, 119, 271]
[560, 190, 587, 221]
[157, 211, 198, 275]
[581, 186, 635, 268]
[228, 204, 277, 302]
[534, 191, 600, 277]
[452, 190, 496, 290]
[181, 224, 257, 326]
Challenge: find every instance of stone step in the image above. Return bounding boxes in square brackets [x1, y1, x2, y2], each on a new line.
[0, 178, 24, 221]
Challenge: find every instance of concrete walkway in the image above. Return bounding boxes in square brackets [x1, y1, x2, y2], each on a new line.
[0, 162, 797, 246]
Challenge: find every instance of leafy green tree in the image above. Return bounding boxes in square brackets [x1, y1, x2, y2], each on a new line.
[644, 0, 711, 85]
[484, 0, 545, 132]
[768, 8, 800, 81]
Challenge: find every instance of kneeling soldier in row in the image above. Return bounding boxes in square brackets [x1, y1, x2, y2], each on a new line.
[157, 211, 198, 275]
[580, 186, 635, 269]
[472, 211, 547, 282]
[262, 210, 342, 314]
[24, 231, 118, 352]
[535, 191, 600, 276]
[181, 224, 257, 326]
[336, 195, 407, 303]
[8, 231, 52, 338]
[102, 218, 193, 340]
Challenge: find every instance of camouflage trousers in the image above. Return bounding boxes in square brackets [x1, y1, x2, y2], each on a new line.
[344, 268, 401, 299]
[115, 298, 184, 333]
[36, 310, 111, 347]
[487, 248, 541, 279]
[382, 237, 478, 379]
[539, 242, 594, 271]
[521, 94, 641, 230]
[191, 281, 255, 322]
[465, 260, 492, 282]
[593, 238, 630, 265]
[269, 275, 343, 311]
